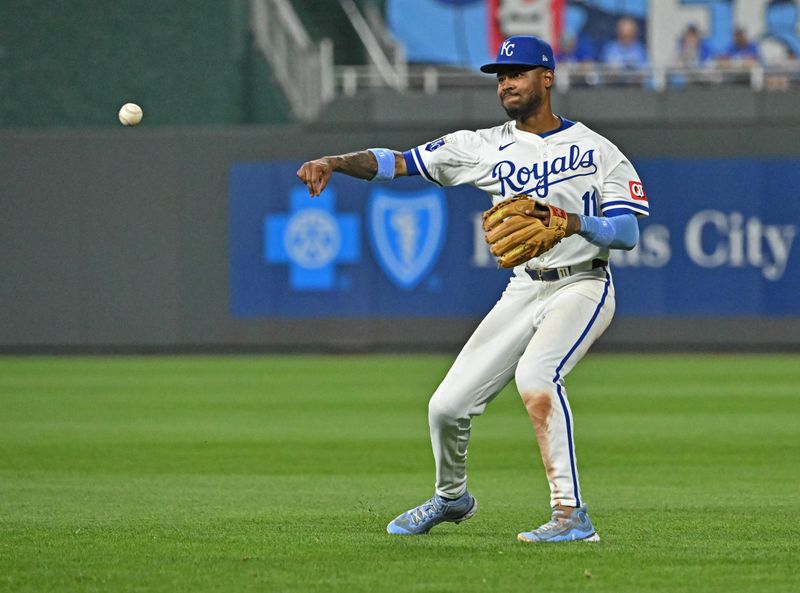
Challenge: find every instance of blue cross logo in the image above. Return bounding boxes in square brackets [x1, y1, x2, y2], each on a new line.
[264, 187, 360, 291]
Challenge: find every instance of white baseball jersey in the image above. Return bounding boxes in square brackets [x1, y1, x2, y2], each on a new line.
[403, 118, 650, 270]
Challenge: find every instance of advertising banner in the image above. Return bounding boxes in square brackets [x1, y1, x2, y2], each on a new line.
[230, 159, 799, 318]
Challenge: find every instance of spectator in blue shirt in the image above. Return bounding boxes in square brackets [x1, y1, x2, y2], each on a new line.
[722, 27, 760, 65]
[670, 24, 717, 89]
[676, 24, 713, 67]
[557, 31, 598, 64]
[600, 16, 647, 70]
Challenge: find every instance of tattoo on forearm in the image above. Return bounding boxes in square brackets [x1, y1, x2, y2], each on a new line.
[331, 151, 379, 180]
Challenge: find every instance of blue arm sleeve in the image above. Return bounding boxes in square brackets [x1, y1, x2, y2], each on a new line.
[367, 148, 396, 182]
[576, 213, 639, 250]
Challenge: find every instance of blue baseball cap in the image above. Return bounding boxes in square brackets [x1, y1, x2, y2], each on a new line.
[480, 35, 556, 73]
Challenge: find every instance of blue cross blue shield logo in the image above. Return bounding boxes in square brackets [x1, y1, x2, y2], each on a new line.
[367, 188, 447, 290]
[264, 187, 359, 291]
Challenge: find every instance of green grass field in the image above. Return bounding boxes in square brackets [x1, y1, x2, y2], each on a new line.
[1, 354, 799, 593]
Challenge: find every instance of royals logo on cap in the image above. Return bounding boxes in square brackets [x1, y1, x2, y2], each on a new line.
[480, 36, 556, 73]
[500, 40, 515, 57]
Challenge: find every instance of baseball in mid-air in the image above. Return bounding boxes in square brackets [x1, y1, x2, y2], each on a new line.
[118, 103, 143, 126]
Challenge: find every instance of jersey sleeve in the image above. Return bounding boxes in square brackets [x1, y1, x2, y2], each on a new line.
[403, 130, 482, 187]
[599, 154, 650, 218]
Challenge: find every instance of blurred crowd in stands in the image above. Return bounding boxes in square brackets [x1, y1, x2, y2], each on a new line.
[560, 18, 768, 68]
[557, 17, 797, 89]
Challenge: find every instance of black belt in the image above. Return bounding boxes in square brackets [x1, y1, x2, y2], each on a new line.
[525, 258, 607, 282]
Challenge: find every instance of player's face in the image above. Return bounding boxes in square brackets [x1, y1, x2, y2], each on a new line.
[496, 67, 551, 120]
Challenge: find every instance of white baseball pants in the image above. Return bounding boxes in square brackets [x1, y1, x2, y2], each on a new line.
[428, 267, 615, 508]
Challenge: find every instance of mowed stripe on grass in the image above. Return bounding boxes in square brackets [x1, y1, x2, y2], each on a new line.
[1, 355, 798, 593]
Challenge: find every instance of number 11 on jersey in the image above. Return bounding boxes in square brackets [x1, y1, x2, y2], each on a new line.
[582, 190, 598, 216]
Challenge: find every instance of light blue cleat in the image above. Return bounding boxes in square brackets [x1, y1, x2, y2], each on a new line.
[386, 492, 478, 535]
[517, 504, 600, 543]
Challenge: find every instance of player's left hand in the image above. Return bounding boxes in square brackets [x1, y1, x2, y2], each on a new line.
[522, 201, 554, 225]
[481, 195, 570, 268]
[296, 158, 334, 197]
[523, 202, 581, 236]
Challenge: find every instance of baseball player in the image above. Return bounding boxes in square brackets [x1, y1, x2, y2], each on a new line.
[297, 35, 649, 542]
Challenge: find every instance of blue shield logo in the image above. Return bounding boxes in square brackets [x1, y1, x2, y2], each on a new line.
[367, 188, 447, 290]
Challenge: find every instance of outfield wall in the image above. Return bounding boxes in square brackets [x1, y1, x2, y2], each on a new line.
[2, 107, 800, 352]
[0, 1, 290, 128]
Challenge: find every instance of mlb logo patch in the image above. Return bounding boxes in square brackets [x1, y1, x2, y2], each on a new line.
[629, 180, 647, 201]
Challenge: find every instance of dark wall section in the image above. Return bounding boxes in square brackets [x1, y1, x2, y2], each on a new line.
[0, 1, 290, 127]
[2, 109, 800, 351]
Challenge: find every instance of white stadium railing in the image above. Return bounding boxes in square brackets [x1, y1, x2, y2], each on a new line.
[337, 0, 406, 91]
[250, 0, 335, 121]
[334, 62, 800, 96]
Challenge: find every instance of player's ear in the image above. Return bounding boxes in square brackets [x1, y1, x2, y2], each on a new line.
[542, 69, 555, 89]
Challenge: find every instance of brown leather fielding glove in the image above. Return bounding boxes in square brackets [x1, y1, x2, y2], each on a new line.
[482, 195, 569, 268]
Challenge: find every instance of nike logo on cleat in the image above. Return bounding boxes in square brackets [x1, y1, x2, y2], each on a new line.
[498, 141, 516, 151]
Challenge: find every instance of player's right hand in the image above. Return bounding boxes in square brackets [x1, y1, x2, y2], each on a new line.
[296, 158, 333, 197]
